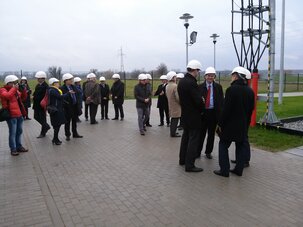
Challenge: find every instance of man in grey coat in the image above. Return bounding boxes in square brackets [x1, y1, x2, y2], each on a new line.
[84, 73, 100, 124]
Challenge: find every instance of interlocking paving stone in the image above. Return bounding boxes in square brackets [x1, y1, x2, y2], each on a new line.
[0, 99, 303, 226]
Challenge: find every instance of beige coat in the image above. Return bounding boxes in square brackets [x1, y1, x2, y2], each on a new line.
[166, 81, 181, 118]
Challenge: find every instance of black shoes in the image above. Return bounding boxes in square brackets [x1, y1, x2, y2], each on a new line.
[140, 131, 145, 136]
[171, 134, 181, 137]
[158, 123, 164, 126]
[213, 170, 229, 177]
[146, 124, 152, 127]
[11, 150, 19, 156]
[185, 167, 203, 172]
[73, 134, 83, 138]
[52, 140, 62, 145]
[230, 169, 242, 176]
[120, 118, 124, 121]
[37, 134, 46, 138]
[91, 121, 98, 124]
[205, 154, 213, 159]
[17, 147, 28, 153]
[66, 136, 70, 141]
[105, 117, 109, 120]
[112, 118, 118, 120]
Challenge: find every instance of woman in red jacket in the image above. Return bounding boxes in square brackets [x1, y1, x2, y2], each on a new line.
[0, 75, 28, 156]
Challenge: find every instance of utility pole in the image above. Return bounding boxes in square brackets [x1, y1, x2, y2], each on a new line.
[278, 0, 285, 104]
[119, 46, 125, 73]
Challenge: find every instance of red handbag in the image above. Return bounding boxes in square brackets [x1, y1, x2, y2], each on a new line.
[40, 91, 49, 112]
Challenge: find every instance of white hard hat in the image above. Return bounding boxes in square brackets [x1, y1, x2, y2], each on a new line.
[112, 74, 120, 79]
[146, 74, 152, 80]
[99, 76, 106, 81]
[160, 75, 167, 80]
[187, 59, 202, 70]
[204, 67, 216, 75]
[62, 73, 74, 81]
[49, 77, 59, 85]
[87, 73, 96, 79]
[176, 73, 184, 79]
[4, 75, 19, 84]
[21, 76, 27, 80]
[35, 71, 47, 79]
[166, 71, 177, 81]
[138, 74, 147, 80]
[74, 77, 82, 83]
[231, 66, 251, 80]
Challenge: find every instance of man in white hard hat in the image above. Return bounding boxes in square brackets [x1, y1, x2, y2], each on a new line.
[82, 74, 90, 121]
[145, 73, 153, 127]
[33, 71, 51, 138]
[154, 75, 169, 127]
[197, 67, 224, 160]
[60, 73, 83, 141]
[84, 73, 100, 124]
[214, 66, 254, 177]
[0, 75, 28, 156]
[20, 76, 32, 120]
[73, 77, 83, 123]
[110, 74, 125, 120]
[165, 71, 181, 137]
[178, 60, 205, 172]
[134, 74, 151, 135]
[99, 76, 110, 120]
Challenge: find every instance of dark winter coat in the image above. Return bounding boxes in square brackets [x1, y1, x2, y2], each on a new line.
[110, 80, 124, 105]
[134, 83, 151, 109]
[84, 80, 100, 105]
[154, 83, 168, 109]
[21, 83, 31, 108]
[218, 79, 255, 142]
[48, 87, 66, 127]
[33, 81, 49, 111]
[60, 84, 82, 118]
[198, 81, 224, 121]
[99, 83, 110, 103]
[177, 73, 205, 130]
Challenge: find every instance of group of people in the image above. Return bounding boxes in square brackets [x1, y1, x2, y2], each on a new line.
[1, 61, 255, 178]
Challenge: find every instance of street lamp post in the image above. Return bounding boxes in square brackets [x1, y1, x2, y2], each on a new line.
[210, 33, 219, 68]
[179, 13, 194, 67]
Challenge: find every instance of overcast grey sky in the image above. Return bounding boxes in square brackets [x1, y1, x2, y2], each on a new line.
[0, 0, 302, 72]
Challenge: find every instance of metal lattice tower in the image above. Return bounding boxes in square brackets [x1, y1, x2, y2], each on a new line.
[119, 46, 125, 72]
[232, 0, 279, 124]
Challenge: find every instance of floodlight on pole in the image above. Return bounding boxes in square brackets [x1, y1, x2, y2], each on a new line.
[210, 33, 220, 68]
[179, 13, 194, 67]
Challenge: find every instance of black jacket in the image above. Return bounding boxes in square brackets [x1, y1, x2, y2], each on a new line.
[218, 79, 255, 142]
[198, 81, 224, 121]
[154, 83, 168, 109]
[134, 83, 151, 109]
[110, 80, 124, 105]
[99, 83, 110, 103]
[60, 84, 82, 117]
[178, 73, 205, 130]
[33, 81, 49, 111]
[48, 87, 66, 127]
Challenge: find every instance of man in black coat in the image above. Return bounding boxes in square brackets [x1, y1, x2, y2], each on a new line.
[178, 60, 205, 172]
[99, 76, 110, 120]
[82, 78, 89, 121]
[32, 71, 50, 138]
[197, 67, 224, 159]
[110, 74, 125, 120]
[60, 73, 83, 141]
[154, 75, 169, 126]
[214, 66, 255, 177]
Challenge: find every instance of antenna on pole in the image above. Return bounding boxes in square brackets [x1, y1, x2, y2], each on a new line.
[119, 46, 125, 73]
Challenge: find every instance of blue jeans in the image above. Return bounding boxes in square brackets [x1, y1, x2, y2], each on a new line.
[6, 117, 24, 151]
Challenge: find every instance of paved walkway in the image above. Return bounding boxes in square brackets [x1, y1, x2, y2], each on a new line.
[1, 100, 303, 227]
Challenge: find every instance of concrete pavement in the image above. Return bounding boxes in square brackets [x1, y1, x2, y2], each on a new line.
[0, 99, 303, 226]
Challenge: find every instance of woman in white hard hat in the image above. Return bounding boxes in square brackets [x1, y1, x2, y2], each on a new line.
[48, 78, 67, 145]
[0, 75, 29, 156]
[33, 71, 51, 138]
[20, 76, 32, 120]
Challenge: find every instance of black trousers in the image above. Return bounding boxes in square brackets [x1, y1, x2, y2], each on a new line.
[179, 128, 201, 169]
[65, 105, 79, 137]
[84, 103, 89, 120]
[52, 125, 61, 141]
[89, 103, 98, 123]
[170, 118, 179, 136]
[114, 104, 124, 119]
[197, 110, 217, 156]
[100, 100, 109, 118]
[218, 139, 247, 175]
[235, 135, 251, 163]
[34, 109, 50, 135]
[159, 106, 170, 125]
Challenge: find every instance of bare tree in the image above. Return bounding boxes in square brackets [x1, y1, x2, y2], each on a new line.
[101, 70, 115, 79]
[48, 66, 62, 80]
[129, 69, 141, 79]
[89, 68, 100, 77]
[156, 63, 168, 77]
